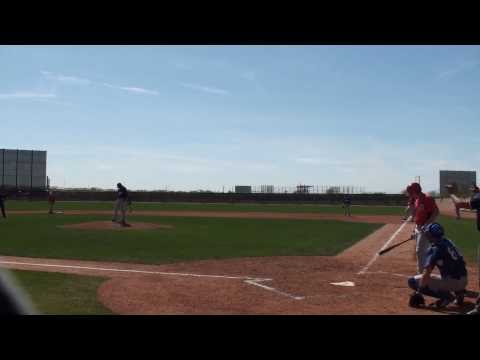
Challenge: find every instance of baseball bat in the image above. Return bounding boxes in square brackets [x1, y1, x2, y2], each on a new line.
[378, 236, 414, 256]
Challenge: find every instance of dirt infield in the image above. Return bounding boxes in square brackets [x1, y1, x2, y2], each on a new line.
[1, 215, 478, 314]
[59, 221, 174, 231]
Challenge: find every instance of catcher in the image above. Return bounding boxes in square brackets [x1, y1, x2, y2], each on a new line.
[407, 223, 468, 309]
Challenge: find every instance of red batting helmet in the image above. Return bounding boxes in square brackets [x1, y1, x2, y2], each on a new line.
[409, 182, 422, 194]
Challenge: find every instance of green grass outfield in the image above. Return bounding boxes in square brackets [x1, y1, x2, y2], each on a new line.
[6, 200, 404, 215]
[10, 270, 112, 315]
[437, 215, 480, 263]
[0, 214, 382, 264]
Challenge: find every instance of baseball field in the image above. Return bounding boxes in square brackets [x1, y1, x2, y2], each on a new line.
[1, 200, 478, 315]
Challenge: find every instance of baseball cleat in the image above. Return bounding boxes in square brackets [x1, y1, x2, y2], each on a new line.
[433, 297, 452, 309]
[453, 291, 465, 306]
[408, 292, 425, 308]
[466, 306, 479, 315]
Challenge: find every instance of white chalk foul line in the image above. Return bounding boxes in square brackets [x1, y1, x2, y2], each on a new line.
[357, 221, 409, 275]
[245, 279, 305, 300]
[0, 260, 270, 282]
[0, 259, 306, 300]
[362, 270, 410, 278]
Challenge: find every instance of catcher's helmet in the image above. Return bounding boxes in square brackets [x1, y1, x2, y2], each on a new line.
[423, 223, 444, 240]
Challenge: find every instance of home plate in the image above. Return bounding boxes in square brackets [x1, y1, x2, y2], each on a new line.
[330, 281, 355, 287]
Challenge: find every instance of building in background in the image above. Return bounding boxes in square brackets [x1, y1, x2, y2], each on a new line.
[0, 149, 47, 190]
[296, 185, 313, 193]
[260, 185, 274, 193]
[439, 170, 476, 197]
[235, 185, 252, 194]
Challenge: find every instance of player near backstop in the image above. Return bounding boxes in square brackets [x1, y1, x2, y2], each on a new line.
[112, 182, 131, 227]
[0, 190, 7, 219]
[407, 182, 439, 275]
[445, 183, 479, 220]
[465, 184, 480, 315]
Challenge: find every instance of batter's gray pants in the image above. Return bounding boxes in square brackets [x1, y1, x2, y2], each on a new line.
[415, 226, 430, 274]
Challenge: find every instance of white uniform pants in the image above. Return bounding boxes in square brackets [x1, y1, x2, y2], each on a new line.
[415, 226, 430, 274]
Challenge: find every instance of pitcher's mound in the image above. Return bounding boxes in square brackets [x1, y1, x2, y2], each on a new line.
[60, 221, 173, 231]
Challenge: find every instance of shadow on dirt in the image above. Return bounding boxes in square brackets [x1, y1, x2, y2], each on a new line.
[415, 301, 477, 315]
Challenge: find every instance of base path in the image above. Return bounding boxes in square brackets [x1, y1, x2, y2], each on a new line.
[1, 219, 478, 314]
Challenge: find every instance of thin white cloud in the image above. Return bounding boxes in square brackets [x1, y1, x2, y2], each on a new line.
[0, 92, 56, 99]
[41, 70, 159, 96]
[180, 82, 229, 95]
[438, 60, 480, 80]
[102, 83, 159, 95]
[41, 70, 91, 85]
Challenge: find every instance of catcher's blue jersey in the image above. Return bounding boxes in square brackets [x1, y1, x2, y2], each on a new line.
[424, 238, 467, 279]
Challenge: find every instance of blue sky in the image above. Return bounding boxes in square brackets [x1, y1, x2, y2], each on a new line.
[1, 45, 479, 193]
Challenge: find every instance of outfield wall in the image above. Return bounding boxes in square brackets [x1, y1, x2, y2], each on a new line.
[17, 190, 408, 205]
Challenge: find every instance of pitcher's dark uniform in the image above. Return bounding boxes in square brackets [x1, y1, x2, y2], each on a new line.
[112, 183, 130, 226]
[0, 192, 7, 219]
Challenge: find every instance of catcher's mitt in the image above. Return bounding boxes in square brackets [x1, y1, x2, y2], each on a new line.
[409, 292, 425, 308]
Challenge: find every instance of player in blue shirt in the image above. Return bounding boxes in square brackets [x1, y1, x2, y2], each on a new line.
[407, 223, 468, 309]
